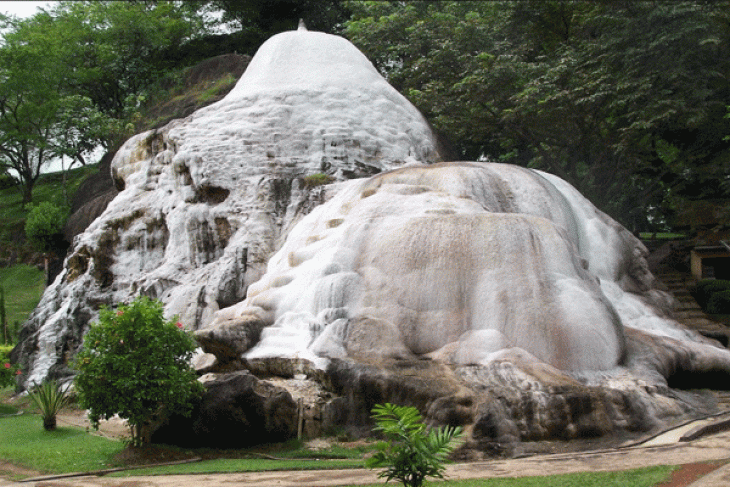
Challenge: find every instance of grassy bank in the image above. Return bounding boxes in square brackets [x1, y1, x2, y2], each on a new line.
[0, 165, 98, 338]
[0, 264, 44, 333]
[0, 164, 98, 254]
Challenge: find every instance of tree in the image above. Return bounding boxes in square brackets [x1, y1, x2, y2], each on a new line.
[344, 1, 730, 231]
[213, 0, 351, 43]
[49, 1, 207, 122]
[0, 2, 209, 204]
[365, 403, 463, 487]
[24, 202, 68, 256]
[0, 11, 67, 205]
[25, 201, 69, 284]
[52, 94, 121, 203]
[74, 296, 204, 447]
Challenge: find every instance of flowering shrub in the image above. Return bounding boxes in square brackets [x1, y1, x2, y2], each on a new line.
[0, 361, 20, 389]
[0, 346, 20, 389]
[74, 296, 204, 446]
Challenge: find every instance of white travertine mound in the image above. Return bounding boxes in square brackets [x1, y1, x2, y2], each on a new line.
[16, 28, 730, 445]
[204, 162, 710, 373]
[17, 28, 445, 386]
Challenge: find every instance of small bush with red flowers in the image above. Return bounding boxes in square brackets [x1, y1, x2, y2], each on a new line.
[74, 296, 204, 447]
[0, 345, 20, 389]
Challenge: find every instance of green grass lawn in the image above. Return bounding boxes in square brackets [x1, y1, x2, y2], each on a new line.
[0, 412, 124, 475]
[639, 232, 686, 240]
[111, 457, 366, 476]
[433, 466, 675, 486]
[116, 462, 675, 487]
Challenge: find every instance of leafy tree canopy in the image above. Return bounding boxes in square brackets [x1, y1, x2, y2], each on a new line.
[212, 0, 351, 40]
[345, 1, 730, 231]
[0, 1, 208, 203]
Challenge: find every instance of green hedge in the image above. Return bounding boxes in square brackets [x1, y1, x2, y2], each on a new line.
[695, 279, 730, 313]
[708, 290, 730, 314]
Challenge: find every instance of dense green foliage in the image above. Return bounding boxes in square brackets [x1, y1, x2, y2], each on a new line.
[708, 290, 730, 314]
[0, 1, 207, 204]
[694, 279, 730, 309]
[74, 296, 204, 447]
[1, 0, 727, 227]
[344, 1, 730, 231]
[211, 0, 350, 45]
[365, 403, 463, 487]
[695, 278, 730, 314]
[24, 202, 68, 255]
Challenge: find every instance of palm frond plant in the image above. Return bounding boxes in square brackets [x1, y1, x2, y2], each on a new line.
[28, 380, 72, 431]
[365, 402, 463, 487]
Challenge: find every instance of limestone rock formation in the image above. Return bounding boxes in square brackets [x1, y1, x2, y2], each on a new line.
[209, 162, 637, 372]
[192, 161, 730, 448]
[13, 28, 446, 385]
[13, 27, 730, 451]
[152, 370, 299, 447]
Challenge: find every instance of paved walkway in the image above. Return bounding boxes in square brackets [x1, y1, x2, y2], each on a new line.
[4, 418, 730, 487]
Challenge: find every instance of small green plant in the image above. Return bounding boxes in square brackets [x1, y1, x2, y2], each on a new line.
[365, 403, 463, 487]
[74, 296, 204, 447]
[27, 380, 71, 431]
[302, 173, 335, 189]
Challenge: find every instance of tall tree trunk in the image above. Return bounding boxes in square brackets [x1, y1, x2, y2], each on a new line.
[21, 179, 33, 206]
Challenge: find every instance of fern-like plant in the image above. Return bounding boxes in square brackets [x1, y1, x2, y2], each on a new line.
[28, 380, 71, 431]
[365, 403, 463, 487]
